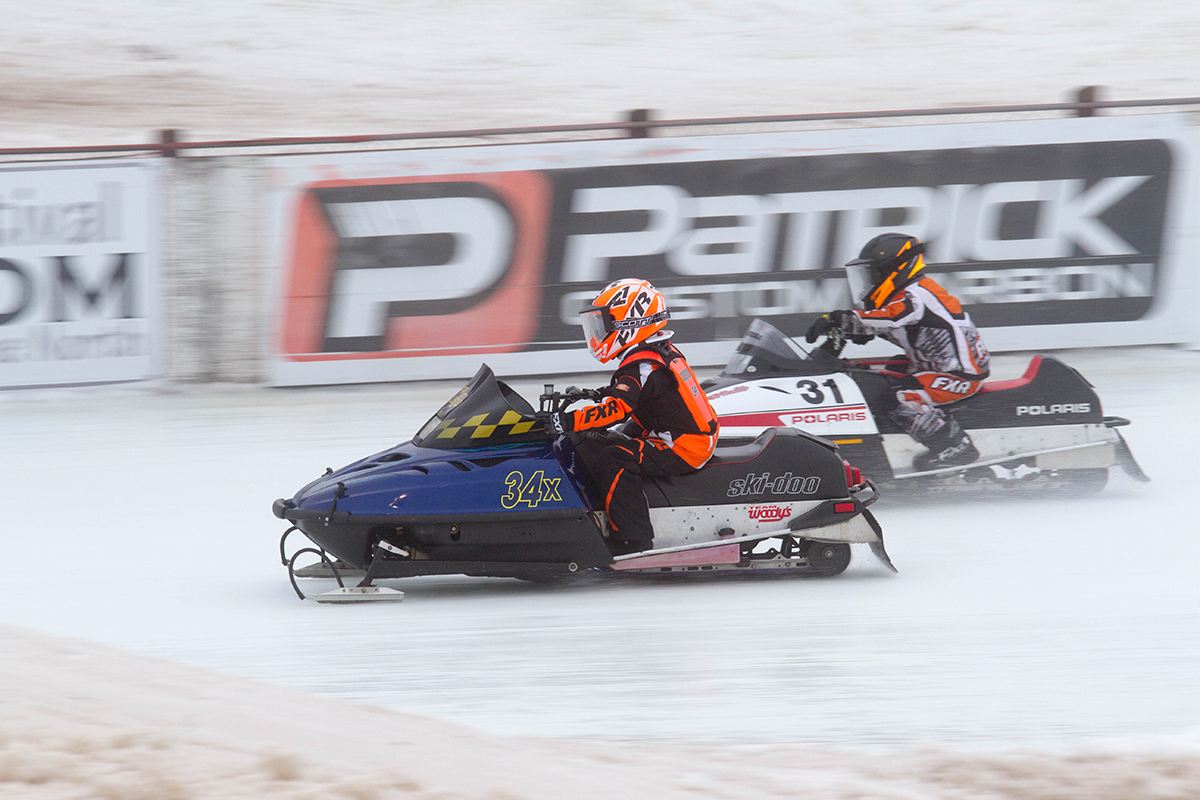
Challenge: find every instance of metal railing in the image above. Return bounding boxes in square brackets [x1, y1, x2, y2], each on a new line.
[3, 92, 1200, 159]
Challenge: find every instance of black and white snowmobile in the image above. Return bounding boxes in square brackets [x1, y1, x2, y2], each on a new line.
[274, 364, 895, 603]
[705, 319, 1148, 497]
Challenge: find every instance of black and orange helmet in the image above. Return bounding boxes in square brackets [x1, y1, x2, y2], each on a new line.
[845, 233, 926, 310]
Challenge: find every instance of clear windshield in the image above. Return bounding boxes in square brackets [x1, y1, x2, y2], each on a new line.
[413, 364, 547, 449]
[722, 318, 810, 376]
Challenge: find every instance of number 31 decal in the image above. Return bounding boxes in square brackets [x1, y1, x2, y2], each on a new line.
[795, 379, 845, 405]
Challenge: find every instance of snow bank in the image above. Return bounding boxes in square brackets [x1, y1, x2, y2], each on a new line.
[6, 0, 1200, 147]
[4, 623, 1198, 800]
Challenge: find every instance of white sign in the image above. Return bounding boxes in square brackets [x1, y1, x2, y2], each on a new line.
[264, 114, 1200, 386]
[0, 162, 160, 388]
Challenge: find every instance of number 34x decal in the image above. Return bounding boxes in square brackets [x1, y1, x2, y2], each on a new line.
[501, 470, 564, 508]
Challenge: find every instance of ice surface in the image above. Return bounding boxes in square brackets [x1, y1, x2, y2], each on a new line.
[1, 349, 1198, 753]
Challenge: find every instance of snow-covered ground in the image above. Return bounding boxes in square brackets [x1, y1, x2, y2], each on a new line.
[5, 1, 1200, 796]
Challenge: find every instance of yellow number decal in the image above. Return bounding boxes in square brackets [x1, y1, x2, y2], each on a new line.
[502, 470, 564, 507]
[501, 471, 522, 509]
[518, 471, 545, 508]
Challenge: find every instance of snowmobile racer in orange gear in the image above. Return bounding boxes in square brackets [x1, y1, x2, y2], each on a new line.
[806, 233, 991, 471]
[543, 279, 719, 555]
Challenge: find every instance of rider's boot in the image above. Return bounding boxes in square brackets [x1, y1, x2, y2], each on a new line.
[913, 417, 979, 471]
[607, 537, 652, 557]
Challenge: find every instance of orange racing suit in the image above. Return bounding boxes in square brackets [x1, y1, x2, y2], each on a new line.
[559, 339, 718, 550]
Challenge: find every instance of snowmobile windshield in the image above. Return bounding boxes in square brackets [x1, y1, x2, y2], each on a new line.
[844, 263, 873, 309]
[413, 364, 548, 449]
[722, 319, 811, 377]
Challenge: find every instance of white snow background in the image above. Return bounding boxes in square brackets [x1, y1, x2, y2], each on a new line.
[3, 1, 1200, 798]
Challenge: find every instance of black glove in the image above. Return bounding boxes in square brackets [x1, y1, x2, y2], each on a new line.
[829, 309, 857, 331]
[540, 411, 571, 435]
[829, 310, 874, 344]
[805, 314, 835, 343]
[561, 386, 606, 404]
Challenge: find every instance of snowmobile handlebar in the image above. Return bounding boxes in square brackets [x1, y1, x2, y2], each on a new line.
[538, 384, 608, 414]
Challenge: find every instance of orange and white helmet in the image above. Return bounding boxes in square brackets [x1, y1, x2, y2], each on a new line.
[579, 279, 670, 362]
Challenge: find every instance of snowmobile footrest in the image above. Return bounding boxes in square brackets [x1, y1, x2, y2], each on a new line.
[363, 560, 584, 580]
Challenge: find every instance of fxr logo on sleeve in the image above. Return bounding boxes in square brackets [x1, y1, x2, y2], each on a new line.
[279, 172, 551, 360]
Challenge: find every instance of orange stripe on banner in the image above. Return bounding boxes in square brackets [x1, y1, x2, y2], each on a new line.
[280, 190, 339, 357]
[386, 171, 551, 357]
[279, 171, 552, 361]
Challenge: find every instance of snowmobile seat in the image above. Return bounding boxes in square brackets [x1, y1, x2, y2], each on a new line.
[651, 427, 845, 508]
[978, 355, 1042, 393]
[708, 428, 776, 465]
[951, 355, 1103, 428]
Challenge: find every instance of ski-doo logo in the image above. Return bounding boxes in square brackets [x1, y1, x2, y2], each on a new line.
[747, 504, 790, 522]
[929, 376, 974, 394]
[1016, 403, 1092, 416]
[278, 172, 551, 360]
[727, 472, 821, 498]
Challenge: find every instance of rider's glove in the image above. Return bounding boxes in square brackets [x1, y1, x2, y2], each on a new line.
[828, 309, 859, 332]
[805, 314, 835, 343]
[809, 310, 874, 344]
[542, 411, 572, 435]
[831, 310, 873, 343]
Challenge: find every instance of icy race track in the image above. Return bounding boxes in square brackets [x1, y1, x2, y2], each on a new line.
[0, 346, 1197, 751]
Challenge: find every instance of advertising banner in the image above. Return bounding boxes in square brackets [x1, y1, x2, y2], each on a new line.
[266, 115, 1198, 385]
[0, 161, 160, 388]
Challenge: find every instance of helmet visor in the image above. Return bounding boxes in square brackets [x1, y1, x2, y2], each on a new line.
[579, 307, 611, 350]
[844, 263, 874, 308]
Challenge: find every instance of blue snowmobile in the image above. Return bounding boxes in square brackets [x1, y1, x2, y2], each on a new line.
[273, 364, 893, 602]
